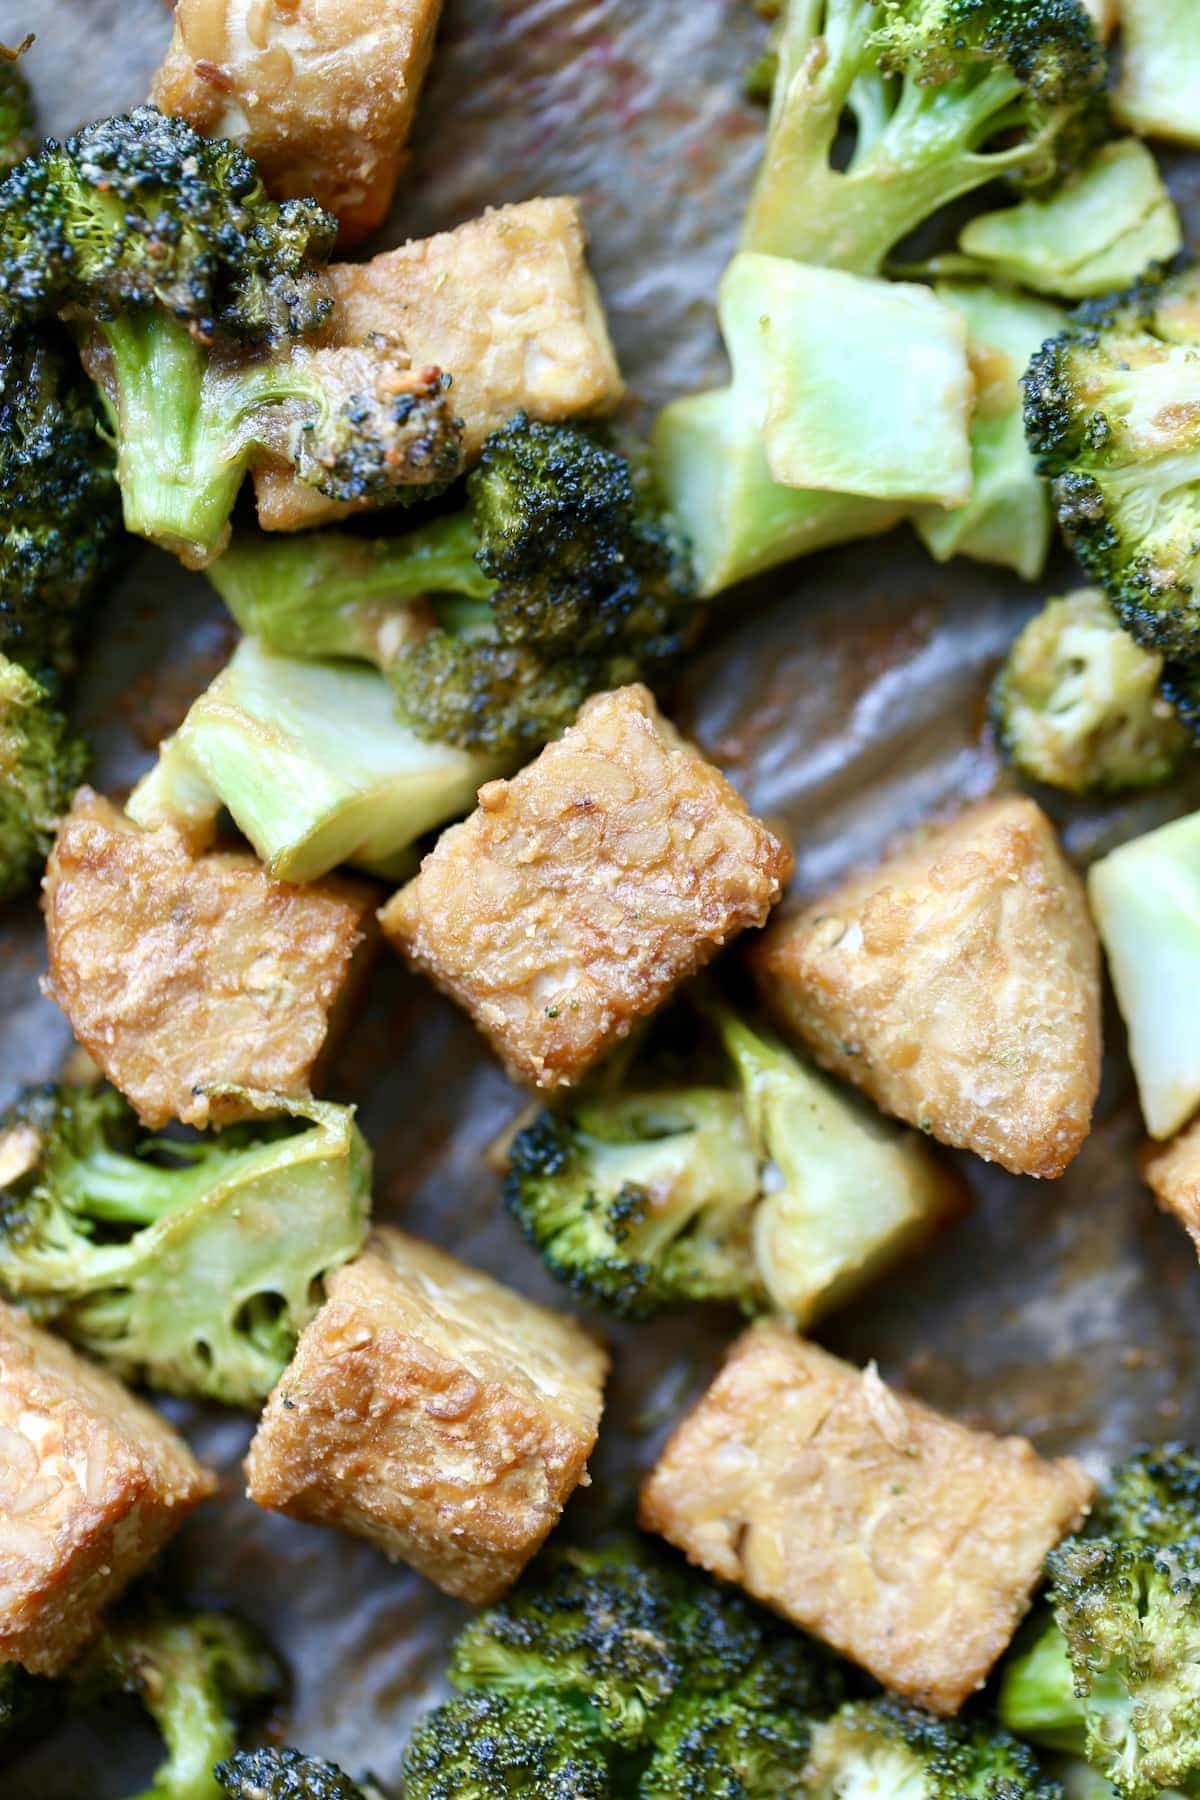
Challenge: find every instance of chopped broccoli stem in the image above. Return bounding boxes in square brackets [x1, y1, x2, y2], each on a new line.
[1113, 0, 1200, 145]
[998, 1619, 1088, 1757]
[0, 652, 87, 904]
[808, 1696, 1062, 1800]
[992, 588, 1189, 793]
[0, 1081, 371, 1405]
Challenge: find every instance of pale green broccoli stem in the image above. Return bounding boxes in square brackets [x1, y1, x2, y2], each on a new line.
[52, 1141, 244, 1227]
[998, 1622, 1088, 1757]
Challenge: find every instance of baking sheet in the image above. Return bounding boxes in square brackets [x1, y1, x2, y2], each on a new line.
[6, 2, 1200, 1791]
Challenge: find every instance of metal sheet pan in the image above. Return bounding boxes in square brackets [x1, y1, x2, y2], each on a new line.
[6, 2, 1200, 1791]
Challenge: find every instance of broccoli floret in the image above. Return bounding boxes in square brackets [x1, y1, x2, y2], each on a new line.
[808, 1696, 1062, 1800]
[402, 1693, 613, 1799]
[0, 1080, 370, 1405]
[999, 1446, 1200, 1800]
[0, 108, 461, 566]
[0, 51, 35, 177]
[504, 998, 957, 1322]
[1024, 258, 1200, 661]
[741, 0, 1106, 277]
[639, 1689, 814, 1798]
[74, 1604, 285, 1800]
[0, 324, 120, 678]
[0, 652, 86, 903]
[216, 1748, 385, 1800]
[992, 588, 1189, 793]
[208, 413, 697, 757]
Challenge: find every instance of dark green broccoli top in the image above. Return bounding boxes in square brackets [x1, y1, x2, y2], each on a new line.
[217, 1747, 381, 1800]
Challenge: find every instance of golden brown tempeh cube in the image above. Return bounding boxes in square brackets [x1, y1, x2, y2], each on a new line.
[151, 0, 444, 246]
[639, 1324, 1093, 1714]
[750, 796, 1101, 1178]
[253, 198, 624, 531]
[0, 1302, 215, 1674]
[42, 791, 378, 1131]
[1144, 1121, 1200, 1253]
[244, 1228, 608, 1603]
[380, 685, 794, 1090]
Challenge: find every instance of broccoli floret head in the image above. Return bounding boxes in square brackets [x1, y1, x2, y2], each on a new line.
[0, 53, 36, 177]
[0, 652, 86, 903]
[0, 324, 120, 677]
[742, 0, 1106, 275]
[216, 1747, 384, 1800]
[0, 1080, 370, 1405]
[999, 1444, 1200, 1800]
[75, 1604, 285, 1800]
[1024, 259, 1200, 661]
[992, 588, 1189, 794]
[639, 1688, 813, 1798]
[403, 1692, 613, 1799]
[808, 1696, 1061, 1800]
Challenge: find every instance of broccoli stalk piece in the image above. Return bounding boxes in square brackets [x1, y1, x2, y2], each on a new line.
[992, 588, 1189, 793]
[0, 50, 35, 176]
[0, 109, 461, 566]
[741, 0, 1106, 276]
[0, 1081, 371, 1405]
[207, 413, 698, 758]
[0, 652, 86, 903]
[999, 1446, 1200, 1800]
[504, 998, 958, 1322]
[1024, 258, 1200, 661]
[217, 1749, 388, 1800]
[74, 1605, 285, 1800]
[807, 1697, 1062, 1800]
[1087, 811, 1200, 1139]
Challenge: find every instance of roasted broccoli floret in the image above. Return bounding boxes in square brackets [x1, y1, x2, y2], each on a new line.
[807, 1696, 1061, 1800]
[741, 0, 1106, 276]
[208, 413, 697, 757]
[1024, 258, 1200, 660]
[0, 48, 34, 177]
[216, 1748, 385, 1800]
[504, 998, 957, 1322]
[0, 108, 461, 566]
[403, 1692, 613, 1799]
[0, 652, 86, 903]
[992, 588, 1189, 793]
[999, 1445, 1200, 1800]
[0, 1080, 370, 1405]
[0, 324, 120, 677]
[74, 1604, 285, 1800]
[639, 1688, 814, 1798]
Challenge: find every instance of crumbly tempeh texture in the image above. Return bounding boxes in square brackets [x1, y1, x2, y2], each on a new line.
[252, 198, 624, 530]
[42, 790, 378, 1131]
[0, 1302, 215, 1675]
[244, 1228, 607, 1603]
[1144, 1120, 1200, 1253]
[639, 1323, 1093, 1715]
[750, 796, 1101, 1178]
[380, 685, 793, 1090]
[151, 0, 445, 246]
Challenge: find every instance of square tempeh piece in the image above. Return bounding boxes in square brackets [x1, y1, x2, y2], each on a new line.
[152, 0, 445, 246]
[253, 199, 624, 530]
[42, 791, 378, 1131]
[244, 1229, 608, 1604]
[1144, 1121, 1200, 1254]
[0, 1302, 215, 1674]
[380, 685, 793, 1089]
[639, 1324, 1093, 1714]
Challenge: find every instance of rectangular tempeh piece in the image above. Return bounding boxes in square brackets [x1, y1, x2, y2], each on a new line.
[253, 199, 624, 530]
[152, 0, 445, 246]
[639, 1323, 1093, 1714]
[1144, 1121, 1200, 1253]
[42, 791, 378, 1131]
[244, 1229, 608, 1603]
[380, 685, 793, 1090]
[0, 1302, 215, 1674]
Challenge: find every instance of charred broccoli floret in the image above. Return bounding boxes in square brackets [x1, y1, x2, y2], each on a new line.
[999, 1445, 1200, 1800]
[808, 1696, 1061, 1800]
[1024, 258, 1200, 660]
[403, 1692, 613, 1799]
[503, 998, 957, 1322]
[992, 588, 1189, 793]
[216, 1748, 385, 1800]
[74, 1604, 285, 1800]
[0, 108, 461, 565]
[0, 1080, 370, 1405]
[208, 413, 697, 757]
[742, 0, 1107, 276]
[0, 49, 35, 177]
[0, 652, 86, 903]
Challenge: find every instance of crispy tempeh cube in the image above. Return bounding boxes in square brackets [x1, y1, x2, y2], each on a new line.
[639, 1324, 1093, 1714]
[1144, 1120, 1200, 1253]
[750, 796, 1101, 1178]
[42, 790, 378, 1131]
[0, 1301, 215, 1674]
[151, 0, 444, 246]
[252, 199, 624, 531]
[244, 1228, 608, 1603]
[380, 685, 793, 1090]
